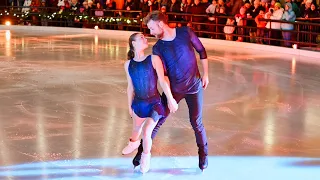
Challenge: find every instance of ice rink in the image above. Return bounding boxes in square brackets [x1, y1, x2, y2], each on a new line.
[0, 27, 319, 179]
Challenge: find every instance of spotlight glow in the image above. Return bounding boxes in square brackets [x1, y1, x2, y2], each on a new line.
[5, 21, 11, 26]
[292, 44, 297, 49]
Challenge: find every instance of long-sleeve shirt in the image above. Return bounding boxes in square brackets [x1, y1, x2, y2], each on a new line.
[152, 26, 207, 94]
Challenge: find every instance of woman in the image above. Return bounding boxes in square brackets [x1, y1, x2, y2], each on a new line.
[122, 33, 178, 173]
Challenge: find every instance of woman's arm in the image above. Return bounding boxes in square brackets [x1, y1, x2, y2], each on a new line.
[124, 60, 134, 116]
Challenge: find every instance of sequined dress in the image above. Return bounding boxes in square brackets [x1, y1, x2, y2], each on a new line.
[128, 55, 167, 121]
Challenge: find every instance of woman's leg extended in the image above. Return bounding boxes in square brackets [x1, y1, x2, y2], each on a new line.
[122, 111, 146, 155]
[131, 111, 146, 141]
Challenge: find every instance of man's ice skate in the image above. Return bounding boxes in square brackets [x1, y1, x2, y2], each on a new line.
[122, 139, 140, 155]
[140, 152, 151, 173]
[198, 144, 208, 171]
[199, 155, 208, 172]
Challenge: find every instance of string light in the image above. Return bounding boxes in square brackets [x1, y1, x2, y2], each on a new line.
[0, 11, 139, 25]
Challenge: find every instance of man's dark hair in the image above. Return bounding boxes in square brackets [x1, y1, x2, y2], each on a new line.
[143, 10, 168, 25]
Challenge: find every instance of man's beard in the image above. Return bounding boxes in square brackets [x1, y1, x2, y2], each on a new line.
[155, 31, 164, 39]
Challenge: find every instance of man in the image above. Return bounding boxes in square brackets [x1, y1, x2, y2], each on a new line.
[132, 10, 209, 171]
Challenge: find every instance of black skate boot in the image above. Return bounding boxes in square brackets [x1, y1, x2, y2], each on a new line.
[198, 143, 208, 171]
[132, 140, 143, 168]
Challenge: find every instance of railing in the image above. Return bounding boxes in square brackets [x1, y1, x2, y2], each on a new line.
[1, 6, 319, 51]
[0, 6, 143, 31]
[163, 12, 320, 50]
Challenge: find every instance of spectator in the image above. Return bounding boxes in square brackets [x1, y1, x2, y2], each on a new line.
[223, 18, 235, 40]
[95, 2, 104, 16]
[104, 0, 116, 17]
[235, 6, 247, 42]
[270, 0, 276, 9]
[183, 0, 193, 22]
[88, 0, 96, 9]
[123, 0, 138, 19]
[70, 0, 81, 14]
[255, 9, 267, 44]
[201, 0, 210, 9]
[300, 0, 311, 17]
[80, 1, 90, 15]
[104, 0, 116, 10]
[304, 3, 320, 43]
[161, 0, 169, 7]
[230, 0, 244, 15]
[48, 0, 58, 7]
[206, 0, 217, 35]
[261, 0, 269, 13]
[285, 0, 301, 17]
[215, 6, 227, 39]
[248, 0, 263, 43]
[180, 0, 188, 13]
[190, 0, 206, 35]
[22, 0, 32, 12]
[167, 0, 181, 22]
[179, 0, 188, 22]
[178, 0, 188, 23]
[140, 0, 150, 13]
[161, 5, 167, 13]
[206, 0, 217, 15]
[304, 3, 320, 18]
[124, 0, 137, 11]
[265, 2, 283, 45]
[216, 0, 226, 14]
[150, 0, 160, 11]
[249, 0, 264, 17]
[281, 2, 296, 47]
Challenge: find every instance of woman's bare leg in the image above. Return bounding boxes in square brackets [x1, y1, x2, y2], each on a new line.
[122, 111, 146, 155]
[130, 111, 146, 141]
[142, 118, 157, 154]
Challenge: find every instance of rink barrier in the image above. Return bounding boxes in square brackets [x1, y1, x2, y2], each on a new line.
[1, 6, 319, 50]
[1, 25, 319, 60]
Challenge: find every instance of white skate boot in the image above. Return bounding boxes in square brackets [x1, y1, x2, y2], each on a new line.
[122, 139, 140, 155]
[140, 152, 151, 173]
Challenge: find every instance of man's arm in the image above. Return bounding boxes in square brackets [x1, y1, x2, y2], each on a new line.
[188, 27, 207, 60]
[187, 27, 209, 89]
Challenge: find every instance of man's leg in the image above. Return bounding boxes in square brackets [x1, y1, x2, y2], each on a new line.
[133, 92, 184, 167]
[185, 88, 208, 171]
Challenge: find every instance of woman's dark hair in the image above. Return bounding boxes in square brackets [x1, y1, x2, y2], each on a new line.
[127, 33, 140, 60]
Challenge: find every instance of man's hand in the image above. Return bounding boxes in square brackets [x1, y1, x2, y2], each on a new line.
[202, 74, 209, 90]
